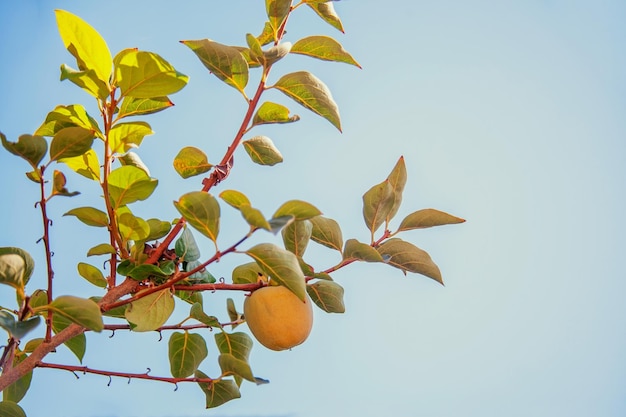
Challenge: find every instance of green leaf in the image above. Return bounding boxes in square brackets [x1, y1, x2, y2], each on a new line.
[0, 312, 41, 340]
[256, 21, 275, 46]
[168, 331, 208, 378]
[362, 180, 394, 234]
[306, 1, 344, 32]
[218, 353, 255, 383]
[343, 238, 384, 262]
[246, 243, 306, 301]
[266, 0, 292, 40]
[55, 10, 112, 85]
[173, 146, 213, 179]
[107, 165, 158, 209]
[146, 218, 172, 241]
[49, 126, 95, 161]
[117, 211, 150, 242]
[307, 280, 345, 313]
[64, 206, 108, 227]
[1, 133, 47, 169]
[196, 371, 240, 409]
[125, 289, 175, 331]
[114, 49, 188, 98]
[0, 401, 27, 417]
[252, 102, 300, 126]
[49, 295, 104, 332]
[219, 190, 251, 209]
[282, 220, 312, 257]
[291, 35, 360, 67]
[59, 148, 100, 180]
[174, 192, 220, 244]
[3, 353, 32, 403]
[181, 39, 248, 95]
[190, 303, 221, 329]
[35, 104, 101, 138]
[23, 338, 44, 353]
[175, 227, 201, 262]
[77, 263, 107, 288]
[273, 200, 322, 221]
[310, 216, 343, 252]
[108, 122, 153, 154]
[386, 156, 407, 223]
[377, 238, 443, 284]
[52, 313, 86, 362]
[397, 209, 466, 231]
[273, 71, 341, 131]
[60, 63, 110, 100]
[245, 33, 264, 64]
[232, 262, 266, 285]
[268, 215, 295, 234]
[118, 96, 174, 119]
[243, 136, 283, 166]
[87, 243, 116, 256]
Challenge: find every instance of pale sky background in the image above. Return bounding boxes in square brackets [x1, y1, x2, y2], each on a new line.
[1, 1, 625, 417]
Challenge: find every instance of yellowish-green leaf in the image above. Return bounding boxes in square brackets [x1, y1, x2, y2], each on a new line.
[282, 220, 312, 257]
[291, 35, 360, 67]
[59, 148, 100, 180]
[273, 200, 322, 221]
[55, 10, 112, 85]
[362, 180, 394, 235]
[307, 280, 345, 313]
[240, 205, 271, 231]
[1, 133, 47, 169]
[181, 39, 248, 95]
[3, 353, 32, 403]
[377, 238, 443, 284]
[266, 0, 292, 40]
[190, 303, 221, 328]
[114, 49, 188, 98]
[60, 63, 110, 100]
[273, 71, 341, 131]
[219, 190, 251, 209]
[52, 313, 85, 362]
[125, 289, 175, 332]
[118, 96, 174, 119]
[77, 262, 107, 288]
[117, 211, 150, 242]
[246, 243, 306, 301]
[49, 295, 104, 332]
[64, 206, 108, 227]
[35, 104, 101, 138]
[398, 209, 466, 232]
[252, 102, 300, 127]
[232, 262, 266, 285]
[173, 146, 213, 179]
[107, 165, 158, 209]
[310, 216, 343, 252]
[243, 136, 283, 166]
[386, 156, 407, 223]
[0, 401, 27, 417]
[87, 243, 116, 256]
[196, 371, 240, 409]
[49, 126, 95, 161]
[218, 353, 255, 383]
[343, 238, 383, 262]
[306, 1, 344, 32]
[168, 331, 208, 378]
[174, 191, 220, 244]
[146, 218, 172, 241]
[108, 122, 153, 154]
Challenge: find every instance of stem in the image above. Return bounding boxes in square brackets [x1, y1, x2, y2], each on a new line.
[36, 362, 214, 386]
[37, 166, 55, 342]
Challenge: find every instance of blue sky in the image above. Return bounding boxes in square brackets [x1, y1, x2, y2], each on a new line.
[1, 1, 626, 416]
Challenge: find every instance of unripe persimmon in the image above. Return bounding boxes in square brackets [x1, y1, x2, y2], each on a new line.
[243, 285, 313, 351]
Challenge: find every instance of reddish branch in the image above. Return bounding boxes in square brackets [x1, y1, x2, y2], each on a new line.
[37, 166, 55, 342]
[36, 362, 214, 386]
